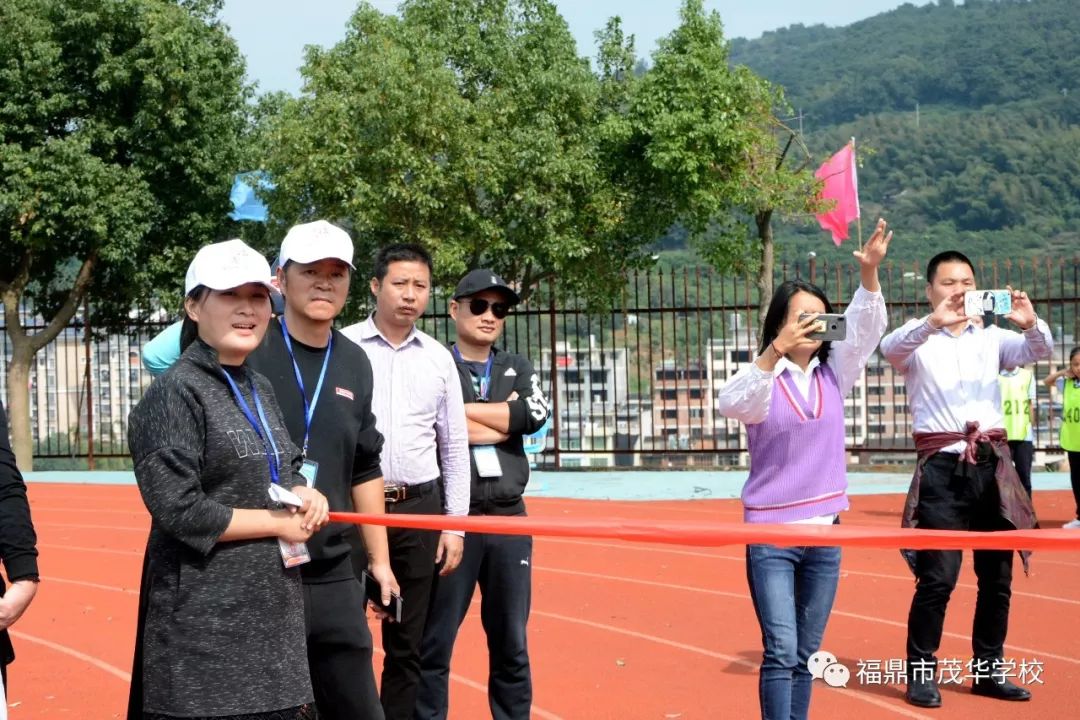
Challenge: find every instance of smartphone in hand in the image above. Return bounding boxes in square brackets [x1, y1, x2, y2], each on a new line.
[964, 290, 1012, 317]
[798, 313, 847, 342]
[361, 570, 403, 623]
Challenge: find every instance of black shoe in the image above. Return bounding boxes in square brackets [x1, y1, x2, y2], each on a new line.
[905, 677, 942, 708]
[970, 676, 1032, 701]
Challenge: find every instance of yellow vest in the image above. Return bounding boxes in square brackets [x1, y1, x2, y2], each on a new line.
[1063, 378, 1080, 451]
[999, 368, 1032, 441]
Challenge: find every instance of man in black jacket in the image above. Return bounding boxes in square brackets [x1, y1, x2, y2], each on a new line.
[414, 269, 550, 720]
[1, 400, 39, 691]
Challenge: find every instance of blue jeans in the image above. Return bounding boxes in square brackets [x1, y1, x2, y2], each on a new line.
[745, 544, 841, 720]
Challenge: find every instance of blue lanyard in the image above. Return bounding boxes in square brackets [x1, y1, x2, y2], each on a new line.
[220, 369, 281, 484]
[452, 346, 494, 400]
[279, 317, 332, 459]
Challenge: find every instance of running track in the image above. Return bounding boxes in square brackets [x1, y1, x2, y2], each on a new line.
[8, 484, 1080, 719]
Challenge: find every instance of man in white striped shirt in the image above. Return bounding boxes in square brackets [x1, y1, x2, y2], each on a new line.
[341, 244, 469, 720]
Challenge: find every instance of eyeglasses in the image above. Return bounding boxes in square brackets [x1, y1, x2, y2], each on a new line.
[468, 298, 510, 319]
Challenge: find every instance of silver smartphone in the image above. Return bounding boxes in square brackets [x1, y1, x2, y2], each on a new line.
[964, 290, 1012, 317]
[798, 313, 847, 342]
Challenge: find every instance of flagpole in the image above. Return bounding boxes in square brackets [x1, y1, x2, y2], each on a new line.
[852, 137, 862, 250]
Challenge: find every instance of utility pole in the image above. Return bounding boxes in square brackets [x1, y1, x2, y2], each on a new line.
[915, 102, 920, 130]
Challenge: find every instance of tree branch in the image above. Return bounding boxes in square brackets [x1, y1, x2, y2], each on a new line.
[29, 252, 98, 352]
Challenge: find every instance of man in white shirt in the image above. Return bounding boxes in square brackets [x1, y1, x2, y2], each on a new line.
[341, 244, 470, 720]
[881, 250, 1052, 709]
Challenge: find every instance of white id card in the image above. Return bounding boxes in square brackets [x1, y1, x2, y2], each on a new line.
[268, 484, 311, 568]
[278, 538, 311, 568]
[299, 459, 319, 488]
[472, 445, 503, 478]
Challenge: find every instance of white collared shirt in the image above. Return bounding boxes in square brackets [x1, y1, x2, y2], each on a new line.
[340, 316, 470, 523]
[880, 316, 1053, 453]
[716, 285, 887, 425]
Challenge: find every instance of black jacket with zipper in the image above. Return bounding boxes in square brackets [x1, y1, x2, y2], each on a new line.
[451, 345, 550, 516]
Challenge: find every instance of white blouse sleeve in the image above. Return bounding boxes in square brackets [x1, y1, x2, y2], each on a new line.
[716, 361, 775, 425]
[828, 285, 888, 397]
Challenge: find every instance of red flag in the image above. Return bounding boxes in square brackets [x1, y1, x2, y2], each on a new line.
[814, 142, 860, 246]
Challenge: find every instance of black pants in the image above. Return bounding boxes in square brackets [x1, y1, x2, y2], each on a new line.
[381, 489, 443, 720]
[414, 530, 533, 720]
[303, 579, 383, 720]
[907, 452, 1014, 664]
[1069, 451, 1080, 519]
[1008, 440, 1034, 497]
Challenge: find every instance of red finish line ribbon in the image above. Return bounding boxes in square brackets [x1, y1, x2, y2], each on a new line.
[328, 512, 1080, 551]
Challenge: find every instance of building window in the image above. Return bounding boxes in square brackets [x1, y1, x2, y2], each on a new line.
[565, 370, 582, 384]
[660, 389, 677, 400]
[689, 388, 703, 399]
[590, 370, 606, 384]
[662, 409, 678, 419]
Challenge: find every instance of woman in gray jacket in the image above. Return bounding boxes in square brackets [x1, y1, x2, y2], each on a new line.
[127, 240, 329, 720]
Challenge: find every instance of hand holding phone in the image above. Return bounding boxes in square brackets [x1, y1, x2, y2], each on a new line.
[798, 312, 847, 342]
[362, 570, 403, 623]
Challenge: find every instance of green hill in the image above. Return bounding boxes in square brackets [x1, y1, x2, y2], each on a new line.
[722, 0, 1080, 269]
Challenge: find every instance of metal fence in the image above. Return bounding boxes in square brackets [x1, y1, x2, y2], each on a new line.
[3, 257, 1079, 469]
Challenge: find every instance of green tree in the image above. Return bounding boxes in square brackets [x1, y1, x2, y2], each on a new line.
[262, 0, 643, 312]
[0, 0, 248, 469]
[628, 0, 819, 321]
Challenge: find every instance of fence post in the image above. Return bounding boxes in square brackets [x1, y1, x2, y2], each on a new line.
[84, 296, 95, 471]
[548, 280, 560, 469]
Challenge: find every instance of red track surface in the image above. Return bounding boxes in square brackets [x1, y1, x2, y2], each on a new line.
[9, 484, 1080, 719]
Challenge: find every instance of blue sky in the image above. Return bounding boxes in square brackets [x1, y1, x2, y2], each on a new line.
[221, 0, 927, 95]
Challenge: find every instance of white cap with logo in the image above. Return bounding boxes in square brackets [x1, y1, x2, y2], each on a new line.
[184, 239, 277, 296]
[279, 220, 355, 269]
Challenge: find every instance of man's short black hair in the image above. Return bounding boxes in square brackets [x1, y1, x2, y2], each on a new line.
[372, 243, 433, 281]
[926, 250, 975, 284]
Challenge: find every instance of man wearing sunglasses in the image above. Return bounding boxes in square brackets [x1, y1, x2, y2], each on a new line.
[414, 269, 550, 720]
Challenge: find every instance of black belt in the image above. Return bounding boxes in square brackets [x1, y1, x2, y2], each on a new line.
[384, 479, 437, 504]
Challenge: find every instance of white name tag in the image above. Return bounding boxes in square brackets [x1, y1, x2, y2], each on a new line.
[278, 538, 311, 568]
[299, 459, 319, 488]
[472, 445, 503, 478]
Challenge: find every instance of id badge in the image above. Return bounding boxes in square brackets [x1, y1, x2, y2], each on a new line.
[278, 538, 311, 568]
[472, 445, 503, 478]
[299, 459, 319, 488]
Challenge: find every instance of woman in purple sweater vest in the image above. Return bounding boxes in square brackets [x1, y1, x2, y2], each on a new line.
[716, 219, 892, 720]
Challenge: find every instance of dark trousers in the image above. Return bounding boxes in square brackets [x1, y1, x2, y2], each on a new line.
[414, 530, 533, 720]
[1069, 451, 1080, 519]
[907, 452, 1014, 664]
[1008, 440, 1034, 497]
[381, 489, 443, 720]
[303, 579, 383, 720]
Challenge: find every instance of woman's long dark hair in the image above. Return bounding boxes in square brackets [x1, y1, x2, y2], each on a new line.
[757, 280, 836, 365]
[179, 286, 210, 353]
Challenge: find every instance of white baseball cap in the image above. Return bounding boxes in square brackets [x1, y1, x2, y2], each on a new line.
[278, 220, 355, 269]
[184, 239, 278, 296]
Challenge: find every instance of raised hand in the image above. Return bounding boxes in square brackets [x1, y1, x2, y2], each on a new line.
[853, 218, 893, 269]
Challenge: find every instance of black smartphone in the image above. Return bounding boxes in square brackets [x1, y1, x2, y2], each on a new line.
[798, 312, 847, 342]
[361, 570, 403, 623]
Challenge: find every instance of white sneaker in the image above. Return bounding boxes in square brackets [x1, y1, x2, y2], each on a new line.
[1063, 519, 1080, 529]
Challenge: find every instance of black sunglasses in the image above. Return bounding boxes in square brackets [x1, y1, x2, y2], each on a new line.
[468, 298, 510, 319]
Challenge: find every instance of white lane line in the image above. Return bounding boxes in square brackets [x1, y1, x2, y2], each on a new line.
[534, 565, 1080, 666]
[10, 630, 131, 682]
[531, 610, 933, 719]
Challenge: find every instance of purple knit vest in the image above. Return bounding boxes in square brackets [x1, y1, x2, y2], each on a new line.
[742, 363, 849, 523]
